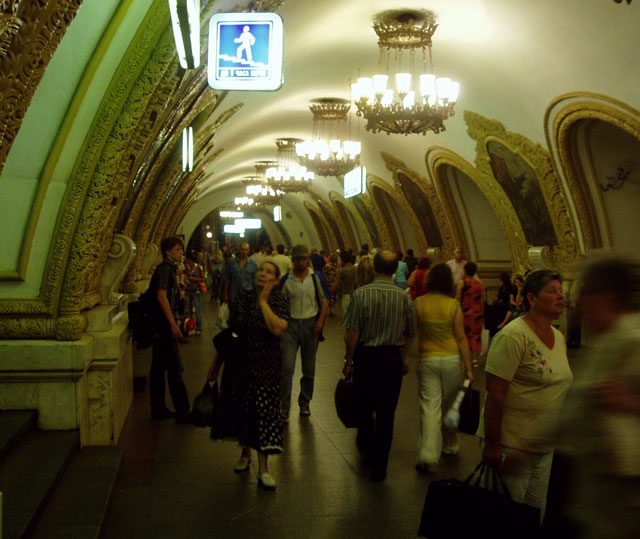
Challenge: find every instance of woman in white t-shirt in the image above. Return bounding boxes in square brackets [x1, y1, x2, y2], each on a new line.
[480, 269, 573, 521]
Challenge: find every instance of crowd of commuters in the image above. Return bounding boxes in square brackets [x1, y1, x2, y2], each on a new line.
[143, 236, 639, 535]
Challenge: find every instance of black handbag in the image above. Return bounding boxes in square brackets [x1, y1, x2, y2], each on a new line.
[418, 463, 540, 538]
[191, 381, 219, 427]
[334, 377, 358, 428]
[458, 384, 480, 435]
[212, 327, 241, 358]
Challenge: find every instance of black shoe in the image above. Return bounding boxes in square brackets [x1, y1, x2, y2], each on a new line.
[151, 408, 174, 420]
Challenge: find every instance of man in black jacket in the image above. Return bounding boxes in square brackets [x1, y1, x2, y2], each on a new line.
[148, 236, 190, 420]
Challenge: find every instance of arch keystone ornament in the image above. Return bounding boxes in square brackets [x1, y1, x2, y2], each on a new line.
[464, 111, 579, 274]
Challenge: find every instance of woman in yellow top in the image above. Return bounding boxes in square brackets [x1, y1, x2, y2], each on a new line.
[414, 263, 474, 471]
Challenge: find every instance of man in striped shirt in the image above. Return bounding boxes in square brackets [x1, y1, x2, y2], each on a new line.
[343, 250, 416, 481]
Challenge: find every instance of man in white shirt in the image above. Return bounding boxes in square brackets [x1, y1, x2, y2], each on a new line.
[271, 244, 291, 278]
[446, 247, 467, 284]
[278, 244, 330, 419]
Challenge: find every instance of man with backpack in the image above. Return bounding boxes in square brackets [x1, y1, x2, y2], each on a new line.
[278, 245, 329, 419]
[147, 236, 190, 420]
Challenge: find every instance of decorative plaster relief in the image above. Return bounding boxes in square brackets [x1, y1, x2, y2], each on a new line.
[100, 234, 136, 306]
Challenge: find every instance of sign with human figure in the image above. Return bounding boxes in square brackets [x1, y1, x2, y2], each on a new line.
[208, 12, 283, 91]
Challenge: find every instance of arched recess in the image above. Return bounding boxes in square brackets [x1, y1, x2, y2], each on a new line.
[351, 194, 384, 248]
[464, 111, 579, 274]
[311, 195, 346, 252]
[427, 147, 524, 270]
[380, 152, 451, 255]
[545, 92, 640, 254]
[304, 202, 334, 253]
[368, 177, 419, 253]
[329, 191, 372, 251]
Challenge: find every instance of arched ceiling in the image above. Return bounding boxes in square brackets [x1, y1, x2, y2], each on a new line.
[2, 0, 640, 341]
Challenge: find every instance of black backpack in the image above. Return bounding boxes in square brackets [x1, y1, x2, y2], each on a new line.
[127, 289, 159, 349]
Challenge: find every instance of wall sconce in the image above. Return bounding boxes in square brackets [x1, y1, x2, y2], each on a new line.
[168, 0, 201, 69]
[274, 205, 282, 222]
[600, 163, 633, 192]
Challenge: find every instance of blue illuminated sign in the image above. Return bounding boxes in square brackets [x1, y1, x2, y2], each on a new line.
[208, 12, 283, 91]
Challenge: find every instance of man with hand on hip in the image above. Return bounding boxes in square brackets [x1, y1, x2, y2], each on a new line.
[279, 244, 330, 419]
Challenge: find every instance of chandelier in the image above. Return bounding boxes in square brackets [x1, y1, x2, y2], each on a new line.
[265, 138, 315, 188]
[351, 9, 459, 136]
[256, 160, 309, 194]
[295, 98, 361, 177]
[242, 176, 284, 206]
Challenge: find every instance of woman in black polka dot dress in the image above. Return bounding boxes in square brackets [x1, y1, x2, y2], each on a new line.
[209, 261, 289, 490]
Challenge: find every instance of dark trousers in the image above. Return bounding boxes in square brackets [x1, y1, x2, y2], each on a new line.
[353, 345, 404, 477]
[150, 335, 190, 415]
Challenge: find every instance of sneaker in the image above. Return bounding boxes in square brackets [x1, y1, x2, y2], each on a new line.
[234, 456, 251, 472]
[299, 405, 311, 417]
[280, 409, 289, 421]
[258, 472, 276, 490]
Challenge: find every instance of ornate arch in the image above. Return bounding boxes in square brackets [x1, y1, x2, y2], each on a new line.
[545, 92, 640, 251]
[304, 202, 333, 253]
[380, 152, 452, 254]
[328, 191, 373, 250]
[367, 177, 406, 252]
[426, 146, 528, 270]
[464, 111, 579, 274]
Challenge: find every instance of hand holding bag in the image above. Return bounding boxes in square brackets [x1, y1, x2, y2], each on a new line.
[217, 302, 230, 329]
[418, 462, 540, 538]
[191, 381, 219, 427]
[334, 377, 358, 428]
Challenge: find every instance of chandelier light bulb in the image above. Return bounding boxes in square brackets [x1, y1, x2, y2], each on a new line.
[420, 74, 436, 97]
[373, 75, 388, 94]
[395, 73, 412, 95]
[381, 89, 394, 107]
[449, 81, 460, 103]
[403, 91, 415, 109]
[436, 77, 451, 104]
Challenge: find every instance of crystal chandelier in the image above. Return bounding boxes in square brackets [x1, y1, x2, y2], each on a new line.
[295, 98, 361, 177]
[265, 138, 315, 188]
[351, 9, 459, 136]
[234, 196, 265, 210]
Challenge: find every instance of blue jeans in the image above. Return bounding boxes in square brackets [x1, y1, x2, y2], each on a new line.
[186, 289, 202, 331]
[280, 317, 319, 411]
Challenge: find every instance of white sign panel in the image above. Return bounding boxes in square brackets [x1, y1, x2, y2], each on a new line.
[235, 218, 262, 229]
[208, 12, 283, 91]
[344, 166, 367, 198]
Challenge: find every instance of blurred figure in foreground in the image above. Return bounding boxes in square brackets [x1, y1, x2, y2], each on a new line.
[559, 257, 640, 538]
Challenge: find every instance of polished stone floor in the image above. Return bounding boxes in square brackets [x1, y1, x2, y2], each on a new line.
[102, 298, 485, 538]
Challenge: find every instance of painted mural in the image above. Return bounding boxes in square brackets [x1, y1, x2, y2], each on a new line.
[397, 172, 443, 247]
[487, 141, 557, 246]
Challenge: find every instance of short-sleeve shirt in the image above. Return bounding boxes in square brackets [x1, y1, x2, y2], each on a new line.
[223, 257, 258, 304]
[480, 317, 573, 452]
[279, 270, 329, 320]
[147, 258, 178, 329]
[415, 293, 459, 356]
[343, 277, 416, 347]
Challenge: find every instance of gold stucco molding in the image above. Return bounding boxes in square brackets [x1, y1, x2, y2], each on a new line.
[328, 191, 374, 250]
[545, 92, 640, 252]
[367, 176, 405, 252]
[308, 190, 350, 251]
[426, 146, 528, 270]
[464, 110, 579, 274]
[303, 201, 333, 253]
[380, 151, 451, 255]
[0, 0, 83, 175]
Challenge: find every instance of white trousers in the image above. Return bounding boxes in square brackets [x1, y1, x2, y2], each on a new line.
[416, 354, 462, 465]
[480, 442, 553, 523]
